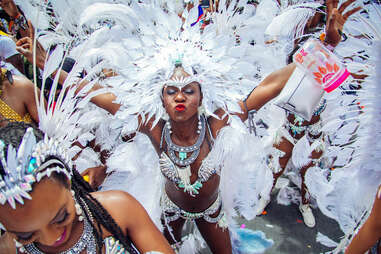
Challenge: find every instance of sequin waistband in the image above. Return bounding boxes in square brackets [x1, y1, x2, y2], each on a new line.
[160, 191, 223, 224]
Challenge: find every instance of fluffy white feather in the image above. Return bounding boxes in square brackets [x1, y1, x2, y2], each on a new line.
[265, 3, 322, 42]
[316, 232, 338, 248]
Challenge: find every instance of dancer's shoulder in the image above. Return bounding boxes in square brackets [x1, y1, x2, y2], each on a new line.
[91, 190, 146, 227]
[92, 190, 140, 211]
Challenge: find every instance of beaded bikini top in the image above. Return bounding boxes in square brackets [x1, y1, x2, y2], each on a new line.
[0, 90, 32, 123]
[160, 152, 217, 186]
[159, 117, 217, 196]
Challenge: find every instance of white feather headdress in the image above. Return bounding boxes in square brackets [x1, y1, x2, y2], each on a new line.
[19, 1, 274, 134]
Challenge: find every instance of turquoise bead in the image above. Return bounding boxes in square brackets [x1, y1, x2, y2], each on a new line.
[179, 152, 187, 160]
[27, 157, 38, 173]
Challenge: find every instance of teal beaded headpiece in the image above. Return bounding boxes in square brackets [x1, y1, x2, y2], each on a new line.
[0, 128, 72, 210]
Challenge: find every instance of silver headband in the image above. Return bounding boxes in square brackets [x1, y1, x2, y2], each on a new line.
[165, 75, 201, 89]
[0, 128, 72, 210]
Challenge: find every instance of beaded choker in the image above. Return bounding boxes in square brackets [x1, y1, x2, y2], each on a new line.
[164, 115, 206, 167]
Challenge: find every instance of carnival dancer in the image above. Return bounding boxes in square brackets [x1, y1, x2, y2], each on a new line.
[0, 35, 174, 253]
[0, 122, 174, 254]
[311, 5, 381, 251]
[256, 0, 361, 228]
[61, 2, 353, 253]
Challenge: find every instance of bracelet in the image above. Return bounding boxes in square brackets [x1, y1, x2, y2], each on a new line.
[319, 32, 335, 52]
[243, 99, 257, 135]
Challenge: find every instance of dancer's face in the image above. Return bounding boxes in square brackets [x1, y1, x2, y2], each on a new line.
[163, 68, 202, 122]
[0, 176, 77, 250]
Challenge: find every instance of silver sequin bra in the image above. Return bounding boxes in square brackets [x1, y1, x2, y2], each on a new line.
[159, 151, 217, 196]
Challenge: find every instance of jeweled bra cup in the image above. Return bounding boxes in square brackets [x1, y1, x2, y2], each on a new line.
[159, 151, 217, 196]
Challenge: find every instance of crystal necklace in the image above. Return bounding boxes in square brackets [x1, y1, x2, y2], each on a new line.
[22, 216, 97, 254]
[162, 115, 206, 196]
[164, 114, 206, 167]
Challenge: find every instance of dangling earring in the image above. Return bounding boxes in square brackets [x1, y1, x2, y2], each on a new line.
[162, 112, 170, 121]
[166, 121, 172, 134]
[198, 105, 205, 116]
[14, 239, 26, 253]
[197, 105, 205, 135]
[71, 190, 84, 222]
[197, 115, 202, 134]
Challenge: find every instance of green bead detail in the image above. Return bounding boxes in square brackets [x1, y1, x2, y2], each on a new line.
[178, 180, 203, 195]
[294, 115, 304, 126]
[193, 181, 203, 190]
[179, 151, 187, 160]
[27, 157, 38, 173]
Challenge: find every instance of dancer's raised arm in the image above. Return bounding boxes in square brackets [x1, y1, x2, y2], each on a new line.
[238, 0, 361, 122]
[238, 63, 296, 121]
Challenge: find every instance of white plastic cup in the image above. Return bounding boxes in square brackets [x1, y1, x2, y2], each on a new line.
[293, 38, 350, 93]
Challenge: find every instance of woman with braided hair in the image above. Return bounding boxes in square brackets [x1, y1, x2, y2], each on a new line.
[0, 122, 173, 253]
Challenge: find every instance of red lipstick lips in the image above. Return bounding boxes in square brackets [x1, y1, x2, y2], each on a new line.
[52, 228, 67, 247]
[175, 104, 186, 112]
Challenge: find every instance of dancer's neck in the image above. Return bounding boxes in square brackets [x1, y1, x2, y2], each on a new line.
[170, 115, 199, 142]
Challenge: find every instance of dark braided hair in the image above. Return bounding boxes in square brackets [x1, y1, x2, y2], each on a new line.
[0, 122, 43, 175]
[70, 169, 138, 253]
[0, 122, 138, 253]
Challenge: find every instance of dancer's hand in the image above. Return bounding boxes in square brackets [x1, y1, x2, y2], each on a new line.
[324, 0, 361, 47]
[16, 21, 46, 70]
[81, 165, 108, 190]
